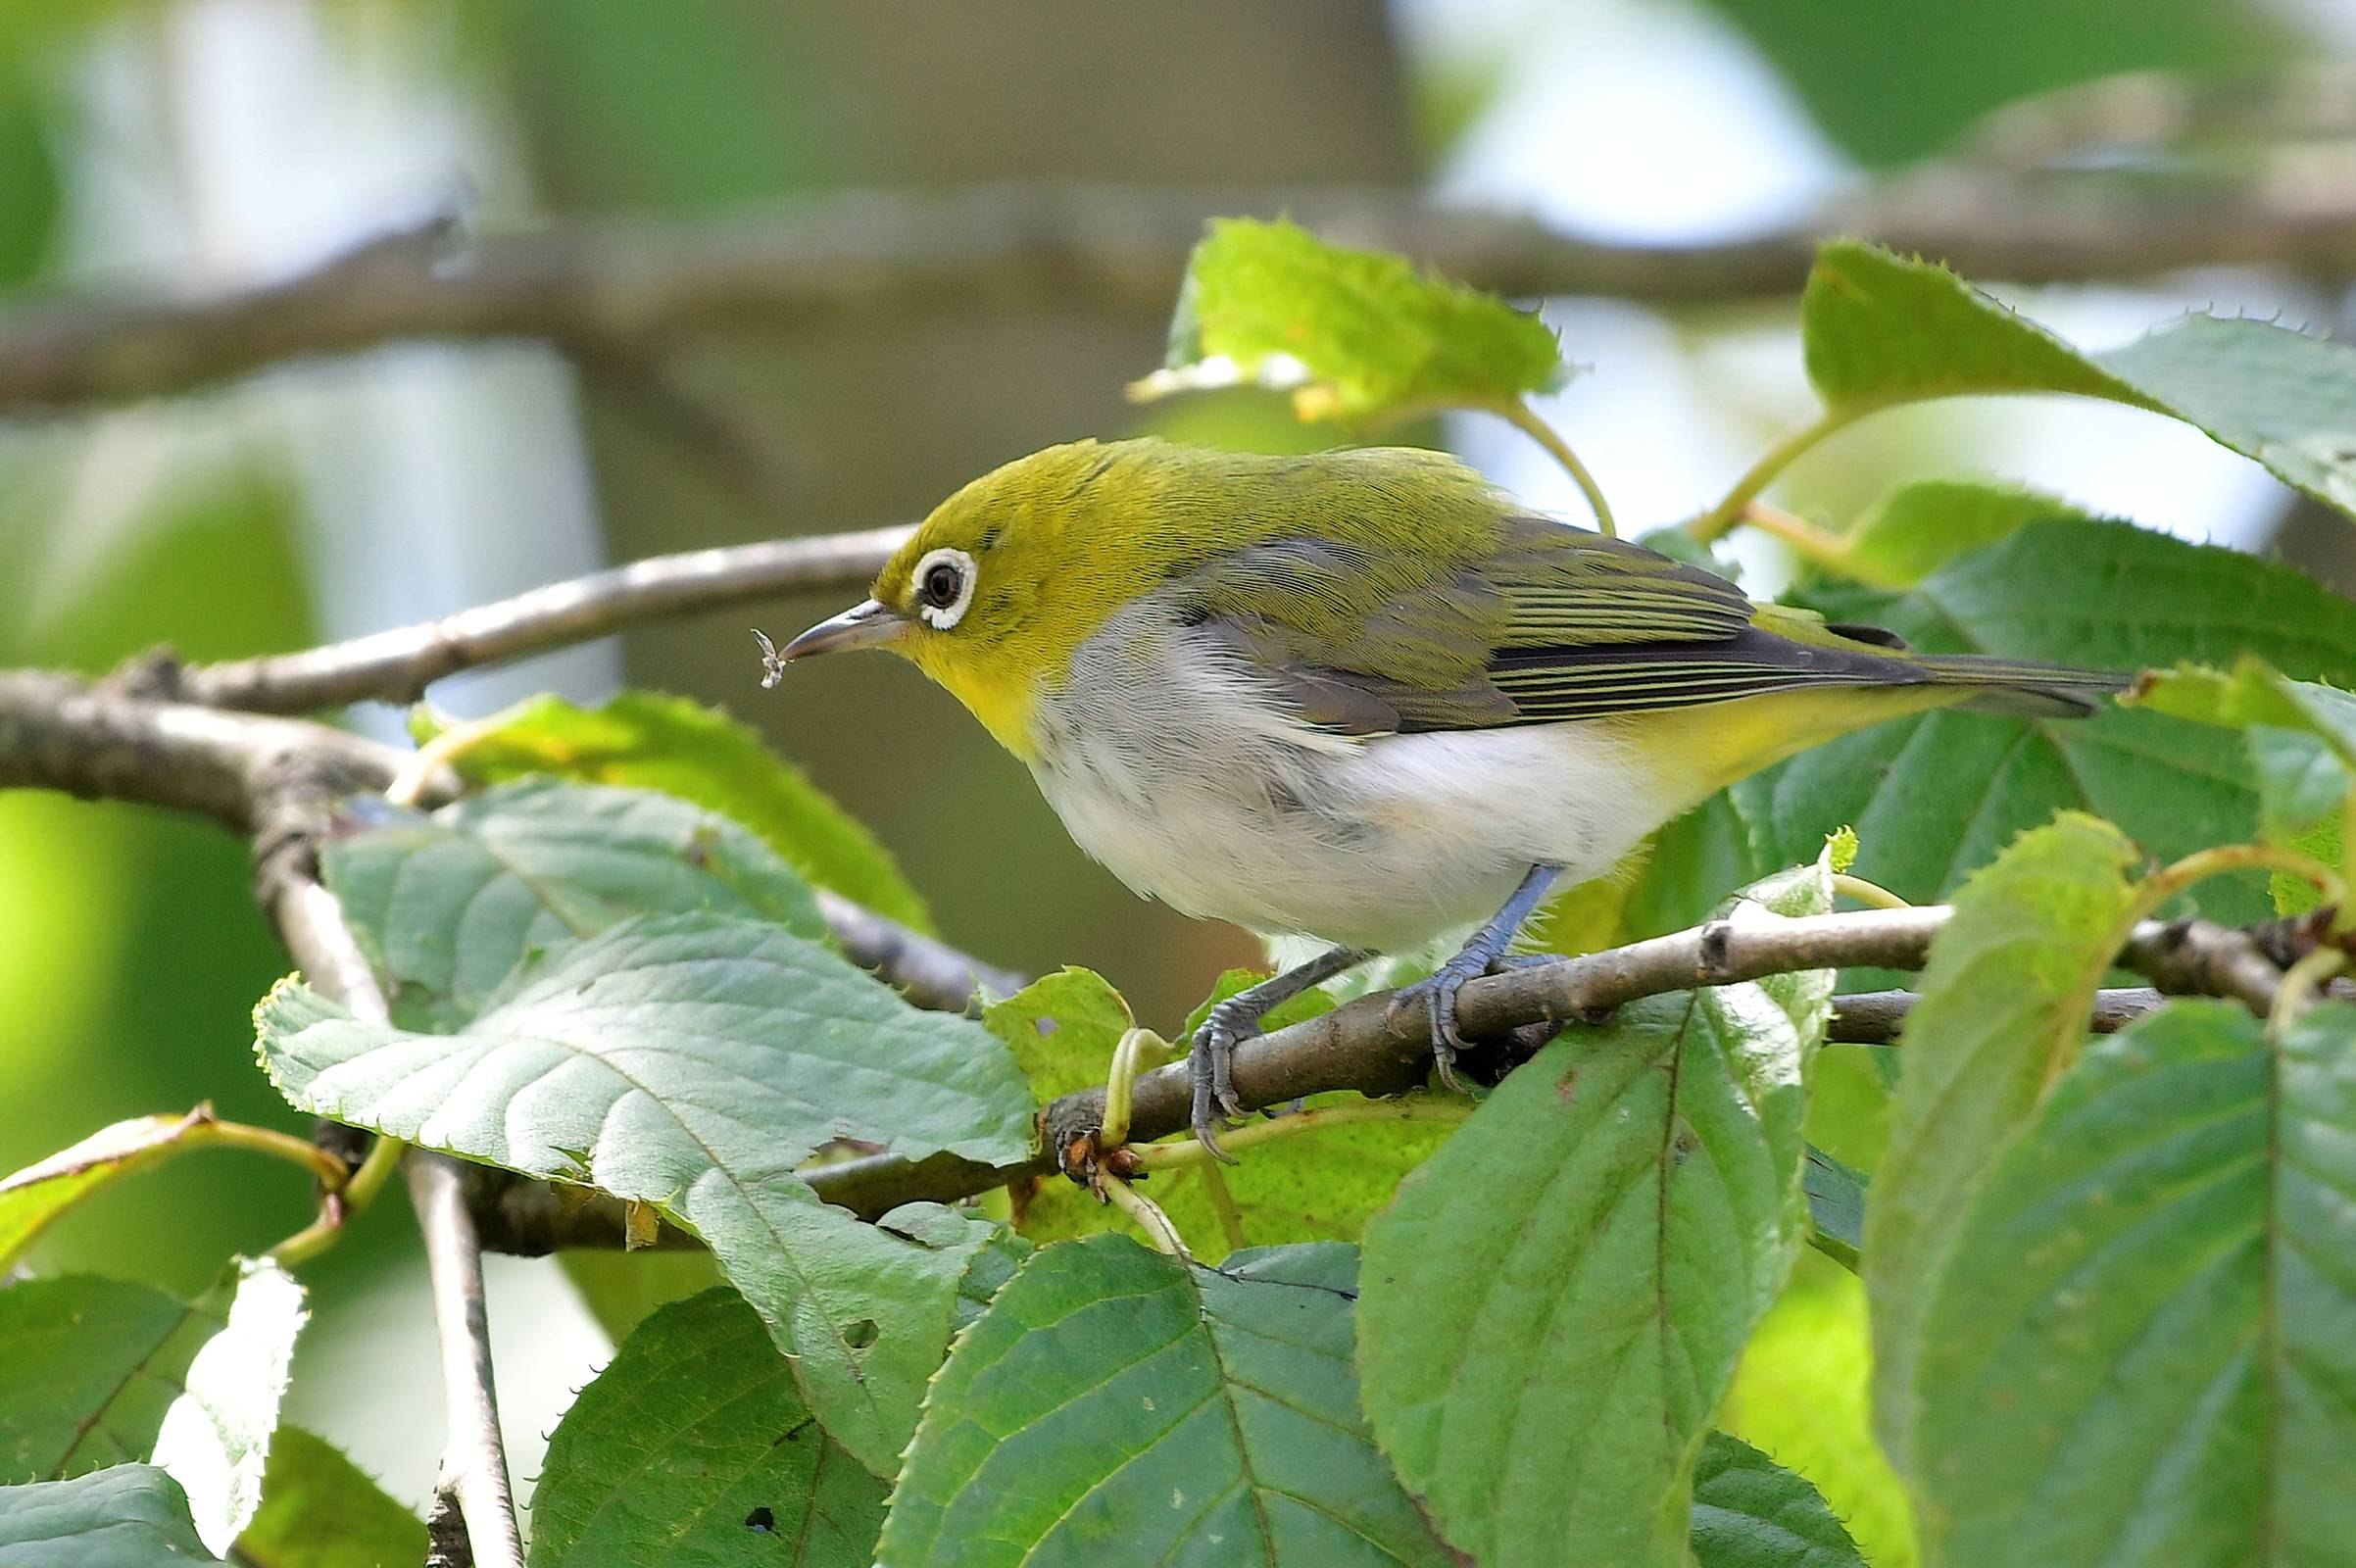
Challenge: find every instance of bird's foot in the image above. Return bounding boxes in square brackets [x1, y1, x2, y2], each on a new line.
[1388, 948, 1543, 1090]
[1187, 994, 1264, 1163]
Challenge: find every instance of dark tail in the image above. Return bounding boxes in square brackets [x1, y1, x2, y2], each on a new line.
[1914, 655, 2134, 718]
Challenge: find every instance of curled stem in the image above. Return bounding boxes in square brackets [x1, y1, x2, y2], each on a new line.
[1101, 1028, 1170, 1151]
[2270, 947, 2345, 1037]
[1196, 1163, 1250, 1254]
[197, 1117, 352, 1189]
[1832, 872, 1913, 911]
[2140, 842, 2344, 913]
[1133, 1095, 1470, 1172]
[1688, 405, 1868, 543]
[1102, 1175, 1192, 1260]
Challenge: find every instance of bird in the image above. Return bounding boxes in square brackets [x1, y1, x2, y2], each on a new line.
[774, 437, 2126, 1155]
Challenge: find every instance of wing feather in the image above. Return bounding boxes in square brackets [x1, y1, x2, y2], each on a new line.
[1168, 515, 1929, 736]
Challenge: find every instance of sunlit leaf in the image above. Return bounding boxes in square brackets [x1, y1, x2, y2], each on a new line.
[988, 968, 1449, 1256]
[1804, 244, 2356, 520]
[0, 1110, 211, 1271]
[257, 910, 1034, 1475]
[323, 779, 823, 1030]
[0, 1261, 304, 1553]
[1138, 217, 1564, 421]
[422, 691, 932, 933]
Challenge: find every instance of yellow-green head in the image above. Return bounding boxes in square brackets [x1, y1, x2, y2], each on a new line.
[781, 437, 1508, 756]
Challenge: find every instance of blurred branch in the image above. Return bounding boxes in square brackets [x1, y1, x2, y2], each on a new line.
[173, 526, 909, 713]
[9, 177, 2356, 414]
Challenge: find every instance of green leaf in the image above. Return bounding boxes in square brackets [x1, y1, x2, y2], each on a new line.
[323, 778, 824, 1030]
[2102, 313, 2356, 519]
[1802, 242, 2141, 416]
[0, 1277, 196, 1481]
[1637, 518, 2356, 947]
[1696, 0, 2276, 167]
[988, 969, 1448, 1256]
[983, 967, 1137, 1105]
[426, 691, 932, 933]
[0, 1262, 305, 1553]
[0, 1466, 220, 1566]
[1833, 477, 2094, 589]
[1863, 814, 2140, 1476]
[1357, 955, 1824, 1565]
[878, 1236, 1451, 1567]
[1138, 217, 1563, 421]
[256, 910, 1034, 1475]
[1801, 1148, 1866, 1273]
[1803, 244, 2356, 519]
[528, 1288, 886, 1568]
[558, 1250, 727, 1345]
[0, 1110, 211, 1271]
[2131, 662, 2356, 913]
[1911, 999, 2356, 1567]
[1689, 1433, 1869, 1568]
[233, 1427, 424, 1568]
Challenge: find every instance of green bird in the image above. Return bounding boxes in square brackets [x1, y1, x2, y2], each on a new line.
[779, 438, 2124, 1154]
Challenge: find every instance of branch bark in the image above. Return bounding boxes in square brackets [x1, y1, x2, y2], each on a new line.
[175, 527, 909, 714]
[814, 906, 2292, 1220]
[0, 670, 1001, 1009]
[8, 178, 2356, 415]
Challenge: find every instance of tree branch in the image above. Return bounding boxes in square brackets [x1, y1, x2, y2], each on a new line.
[8, 177, 2356, 415]
[175, 527, 909, 714]
[1828, 985, 2162, 1043]
[0, 670, 1000, 1009]
[250, 766, 522, 1568]
[813, 906, 2293, 1219]
[0, 658, 2309, 1244]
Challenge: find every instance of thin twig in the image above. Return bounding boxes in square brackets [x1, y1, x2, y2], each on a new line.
[11, 177, 2356, 415]
[405, 1153, 524, 1568]
[177, 527, 909, 713]
[1828, 986, 2162, 1043]
[253, 786, 523, 1568]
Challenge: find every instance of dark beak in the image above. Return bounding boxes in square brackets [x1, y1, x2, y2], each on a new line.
[779, 599, 909, 660]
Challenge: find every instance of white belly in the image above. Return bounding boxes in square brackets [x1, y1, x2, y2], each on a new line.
[1026, 610, 1670, 953]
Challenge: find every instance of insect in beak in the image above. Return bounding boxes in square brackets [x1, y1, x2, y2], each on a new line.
[761, 601, 911, 681]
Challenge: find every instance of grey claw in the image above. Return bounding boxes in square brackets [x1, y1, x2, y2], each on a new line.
[1187, 1016, 1245, 1163]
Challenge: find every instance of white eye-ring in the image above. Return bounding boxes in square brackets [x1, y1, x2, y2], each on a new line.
[911, 547, 977, 630]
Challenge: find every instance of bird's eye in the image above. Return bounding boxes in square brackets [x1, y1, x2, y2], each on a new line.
[909, 547, 977, 630]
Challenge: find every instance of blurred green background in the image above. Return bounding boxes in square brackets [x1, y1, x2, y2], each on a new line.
[2, 0, 2346, 1550]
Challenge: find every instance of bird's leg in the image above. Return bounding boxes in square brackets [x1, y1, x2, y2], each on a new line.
[1189, 945, 1372, 1160]
[1388, 863, 1566, 1090]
